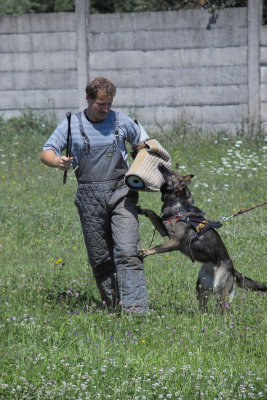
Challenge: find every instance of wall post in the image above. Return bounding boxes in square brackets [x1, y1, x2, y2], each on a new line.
[75, 0, 89, 110]
[247, 0, 262, 135]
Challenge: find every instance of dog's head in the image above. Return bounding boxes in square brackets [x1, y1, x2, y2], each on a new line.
[158, 163, 194, 200]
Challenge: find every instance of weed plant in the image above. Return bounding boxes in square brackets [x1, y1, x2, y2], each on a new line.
[0, 111, 266, 399]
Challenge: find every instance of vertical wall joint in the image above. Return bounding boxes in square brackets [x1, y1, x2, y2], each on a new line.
[75, 0, 89, 110]
[247, 0, 262, 133]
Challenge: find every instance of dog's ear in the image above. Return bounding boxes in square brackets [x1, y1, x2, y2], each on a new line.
[183, 174, 194, 181]
[177, 174, 194, 191]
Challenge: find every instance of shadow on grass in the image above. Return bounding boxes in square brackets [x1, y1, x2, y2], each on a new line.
[43, 288, 104, 311]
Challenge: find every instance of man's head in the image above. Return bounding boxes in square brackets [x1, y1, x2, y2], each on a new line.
[85, 77, 116, 100]
[85, 77, 116, 122]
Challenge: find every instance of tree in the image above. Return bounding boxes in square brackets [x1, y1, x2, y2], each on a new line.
[0, 0, 74, 15]
[0, 0, 261, 19]
[90, 0, 248, 14]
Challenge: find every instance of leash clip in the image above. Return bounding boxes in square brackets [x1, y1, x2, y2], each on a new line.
[219, 216, 231, 223]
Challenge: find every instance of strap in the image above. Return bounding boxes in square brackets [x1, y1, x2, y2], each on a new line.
[135, 143, 146, 151]
[76, 112, 86, 137]
[114, 112, 119, 137]
[134, 117, 142, 142]
[76, 111, 89, 153]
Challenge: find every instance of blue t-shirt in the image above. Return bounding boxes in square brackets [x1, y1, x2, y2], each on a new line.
[43, 110, 149, 168]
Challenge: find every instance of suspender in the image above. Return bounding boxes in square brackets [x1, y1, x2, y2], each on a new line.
[76, 111, 85, 136]
[114, 112, 119, 137]
[76, 111, 89, 153]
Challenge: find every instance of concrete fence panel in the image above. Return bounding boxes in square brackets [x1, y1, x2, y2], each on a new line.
[89, 8, 247, 33]
[0, 0, 265, 133]
[93, 65, 247, 88]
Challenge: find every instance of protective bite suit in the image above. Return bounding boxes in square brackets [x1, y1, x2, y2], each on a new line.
[74, 112, 148, 311]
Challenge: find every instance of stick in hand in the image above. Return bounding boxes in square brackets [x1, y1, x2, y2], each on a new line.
[63, 112, 72, 185]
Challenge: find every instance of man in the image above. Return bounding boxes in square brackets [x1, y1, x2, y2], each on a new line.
[40, 77, 149, 313]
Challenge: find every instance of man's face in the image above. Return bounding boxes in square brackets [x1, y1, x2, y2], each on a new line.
[86, 94, 113, 122]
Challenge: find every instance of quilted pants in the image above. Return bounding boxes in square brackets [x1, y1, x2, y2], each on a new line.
[75, 179, 148, 312]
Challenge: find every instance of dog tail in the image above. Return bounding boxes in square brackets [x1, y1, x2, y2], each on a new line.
[234, 270, 267, 292]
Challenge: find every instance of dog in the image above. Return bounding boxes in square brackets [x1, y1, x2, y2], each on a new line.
[137, 163, 267, 311]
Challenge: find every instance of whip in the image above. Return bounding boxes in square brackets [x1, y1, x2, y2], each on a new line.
[63, 112, 72, 185]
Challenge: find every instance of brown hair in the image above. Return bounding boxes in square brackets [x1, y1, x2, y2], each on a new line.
[85, 77, 116, 99]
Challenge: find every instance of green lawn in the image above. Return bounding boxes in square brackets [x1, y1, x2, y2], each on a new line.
[0, 111, 266, 399]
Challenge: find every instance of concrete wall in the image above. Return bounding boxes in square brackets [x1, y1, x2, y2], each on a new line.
[90, 7, 248, 132]
[0, 12, 78, 119]
[261, 25, 267, 131]
[0, 0, 265, 133]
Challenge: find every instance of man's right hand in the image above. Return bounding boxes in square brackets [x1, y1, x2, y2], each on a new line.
[57, 155, 74, 171]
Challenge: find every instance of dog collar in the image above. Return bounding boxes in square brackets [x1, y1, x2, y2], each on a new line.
[163, 214, 190, 223]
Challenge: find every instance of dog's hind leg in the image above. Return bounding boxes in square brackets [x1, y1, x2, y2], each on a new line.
[212, 260, 235, 312]
[196, 279, 211, 312]
[196, 263, 214, 312]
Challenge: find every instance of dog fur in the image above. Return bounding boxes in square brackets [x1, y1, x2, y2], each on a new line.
[138, 163, 267, 311]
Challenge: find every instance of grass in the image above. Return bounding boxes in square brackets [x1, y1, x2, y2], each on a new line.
[0, 110, 266, 399]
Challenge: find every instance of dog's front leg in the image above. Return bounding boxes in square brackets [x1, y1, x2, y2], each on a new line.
[140, 238, 179, 258]
[137, 206, 167, 237]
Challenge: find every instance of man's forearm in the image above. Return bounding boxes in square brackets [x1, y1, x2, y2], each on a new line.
[40, 149, 73, 171]
[40, 149, 60, 168]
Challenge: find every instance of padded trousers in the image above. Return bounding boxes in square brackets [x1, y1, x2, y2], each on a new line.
[75, 178, 148, 312]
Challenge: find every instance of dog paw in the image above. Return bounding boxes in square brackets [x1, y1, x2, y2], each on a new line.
[137, 206, 153, 218]
[137, 207, 151, 216]
[144, 210, 154, 217]
[137, 249, 147, 259]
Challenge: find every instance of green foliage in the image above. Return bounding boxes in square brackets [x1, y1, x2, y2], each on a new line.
[0, 109, 57, 139]
[90, 0, 115, 14]
[90, 0, 248, 14]
[3, 0, 267, 24]
[0, 111, 266, 399]
[54, 0, 75, 12]
[0, 0, 247, 15]
[0, 0, 31, 15]
[0, 0, 74, 15]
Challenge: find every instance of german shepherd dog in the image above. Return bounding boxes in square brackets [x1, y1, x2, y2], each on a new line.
[138, 163, 267, 311]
